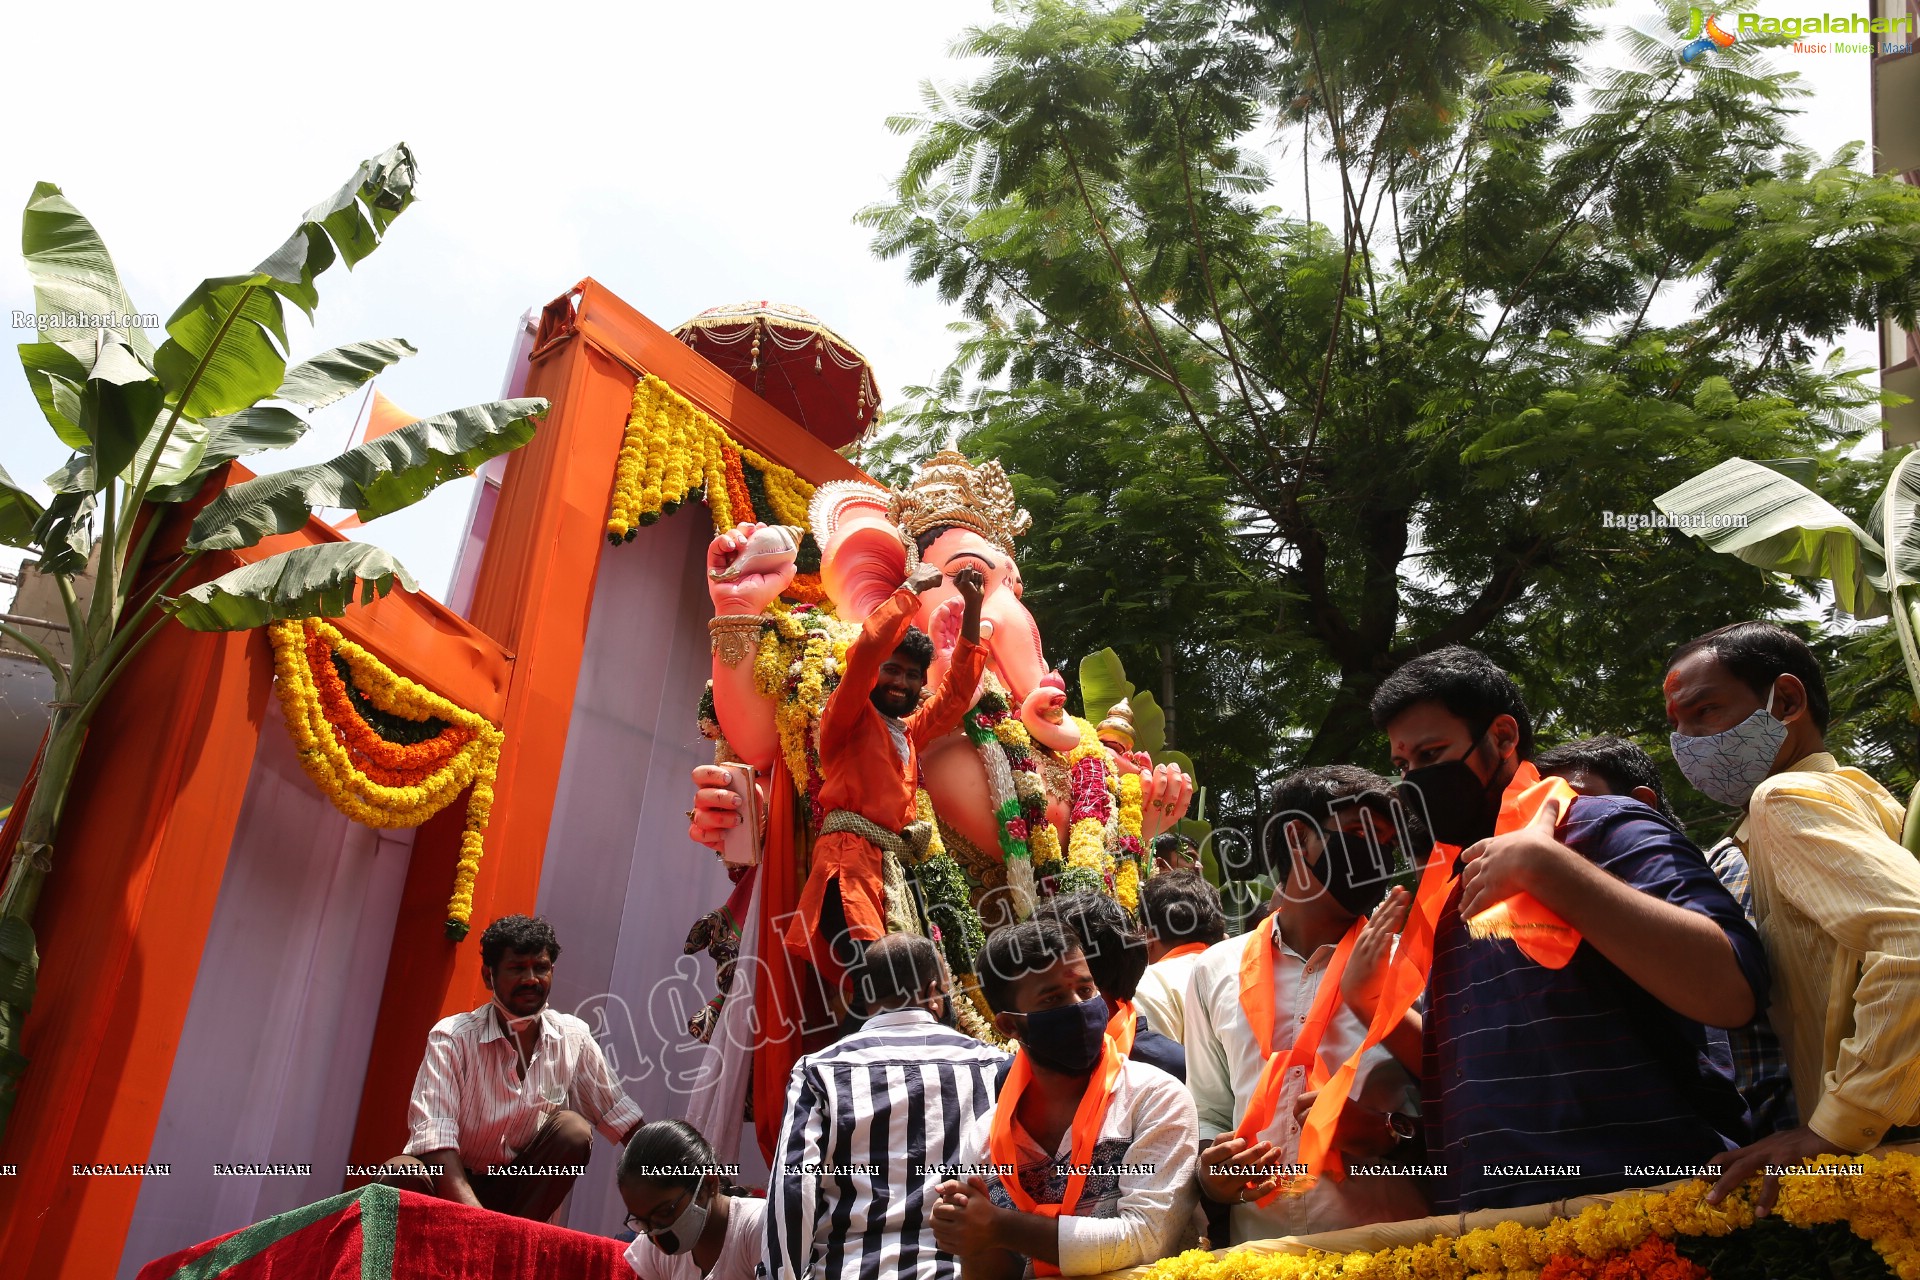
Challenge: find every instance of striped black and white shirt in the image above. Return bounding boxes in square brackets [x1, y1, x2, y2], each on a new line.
[762, 1009, 1004, 1280]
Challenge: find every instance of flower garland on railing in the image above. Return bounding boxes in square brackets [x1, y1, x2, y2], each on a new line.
[268, 619, 505, 941]
[607, 373, 827, 603]
[1141, 1152, 1920, 1280]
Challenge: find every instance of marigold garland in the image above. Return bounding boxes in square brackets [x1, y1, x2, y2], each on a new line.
[606, 374, 821, 586]
[1139, 1152, 1920, 1280]
[268, 619, 505, 941]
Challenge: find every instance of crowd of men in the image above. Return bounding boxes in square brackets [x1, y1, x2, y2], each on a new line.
[378, 619, 1920, 1280]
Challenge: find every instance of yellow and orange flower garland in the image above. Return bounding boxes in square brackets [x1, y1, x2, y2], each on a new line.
[606, 374, 828, 604]
[268, 619, 505, 940]
[1141, 1152, 1920, 1280]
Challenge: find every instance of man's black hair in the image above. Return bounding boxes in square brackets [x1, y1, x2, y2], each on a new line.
[1032, 892, 1148, 1002]
[853, 933, 945, 1011]
[1151, 832, 1197, 859]
[1263, 765, 1398, 880]
[977, 918, 1078, 1015]
[618, 1118, 747, 1198]
[1667, 620, 1830, 733]
[1369, 645, 1535, 758]
[894, 625, 935, 675]
[1535, 735, 1680, 825]
[1140, 870, 1227, 947]
[479, 914, 561, 971]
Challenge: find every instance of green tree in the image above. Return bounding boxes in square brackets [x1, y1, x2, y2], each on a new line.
[861, 0, 1920, 823]
[0, 144, 545, 1134]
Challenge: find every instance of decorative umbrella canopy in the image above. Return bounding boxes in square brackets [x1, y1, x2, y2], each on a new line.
[672, 301, 880, 449]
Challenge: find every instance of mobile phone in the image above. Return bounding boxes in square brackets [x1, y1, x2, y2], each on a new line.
[719, 761, 762, 868]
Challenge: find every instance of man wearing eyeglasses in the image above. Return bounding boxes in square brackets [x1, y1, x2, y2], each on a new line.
[375, 914, 644, 1221]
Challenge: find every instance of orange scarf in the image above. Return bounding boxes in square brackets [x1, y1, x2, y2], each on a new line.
[1161, 941, 1211, 962]
[1105, 999, 1136, 1056]
[987, 1036, 1128, 1277]
[1229, 914, 1362, 1204]
[1289, 765, 1579, 1194]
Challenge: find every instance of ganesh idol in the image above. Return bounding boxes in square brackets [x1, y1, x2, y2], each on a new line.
[687, 451, 1193, 1023]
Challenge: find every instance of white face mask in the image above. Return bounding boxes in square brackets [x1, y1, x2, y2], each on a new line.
[649, 1188, 710, 1255]
[1671, 683, 1787, 809]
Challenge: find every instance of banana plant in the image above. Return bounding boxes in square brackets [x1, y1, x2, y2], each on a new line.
[0, 144, 545, 1135]
[1654, 453, 1920, 850]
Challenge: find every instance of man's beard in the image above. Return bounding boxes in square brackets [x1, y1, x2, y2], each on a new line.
[870, 687, 915, 718]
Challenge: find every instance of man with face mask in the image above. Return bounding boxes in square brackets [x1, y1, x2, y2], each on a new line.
[765, 933, 1005, 1280]
[1337, 647, 1767, 1214]
[933, 921, 1200, 1278]
[1665, 621, 1920, 1216]
[786, 564, 989, 1005]
[1184, 766, 1430, 1243]
[377, 915, 642, 1221]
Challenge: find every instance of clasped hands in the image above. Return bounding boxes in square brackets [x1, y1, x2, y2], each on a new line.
[930, 1175, 1002, 1257]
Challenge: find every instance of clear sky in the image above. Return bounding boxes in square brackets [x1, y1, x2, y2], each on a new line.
[0, 2, 1880, 601]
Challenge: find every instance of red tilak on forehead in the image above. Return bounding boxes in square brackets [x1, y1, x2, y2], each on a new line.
[1662, 670, 1683, 695]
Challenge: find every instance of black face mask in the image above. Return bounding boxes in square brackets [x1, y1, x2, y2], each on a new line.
[1397, 730, 1502, 848]
[1018, 995, 1109, 1074]
[1316, 827, 1397, 917]
[937, 993, 958, 1028]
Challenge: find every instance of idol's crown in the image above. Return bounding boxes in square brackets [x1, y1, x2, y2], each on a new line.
[887, 450, 1032, 557]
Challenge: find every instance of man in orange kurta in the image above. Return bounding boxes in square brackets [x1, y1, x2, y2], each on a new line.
[788, 564, 988, 990]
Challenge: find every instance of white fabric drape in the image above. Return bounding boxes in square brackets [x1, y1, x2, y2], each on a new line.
[117, 725, 417, 1279]
[535, 505, 767, 1234]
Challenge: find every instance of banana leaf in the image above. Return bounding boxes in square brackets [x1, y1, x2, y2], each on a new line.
[1078, 647, 1134, 724]
[1653, 456, 1888, 618]
[0, 465, 46, 550]
[1128, 693, 1166, 755]
[186, 397, 545, 551]
[275, 339, 416, 410]
[155, 145, 417, 421]
[148, 408, 310, 503]
[20, 183, 153, 361]
[165, 542, 418, 631]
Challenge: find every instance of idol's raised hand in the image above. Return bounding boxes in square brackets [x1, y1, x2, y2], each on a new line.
[707, 522, 799, 615]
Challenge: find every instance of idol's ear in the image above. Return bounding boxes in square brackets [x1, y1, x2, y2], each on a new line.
[810, 481, 907, 622]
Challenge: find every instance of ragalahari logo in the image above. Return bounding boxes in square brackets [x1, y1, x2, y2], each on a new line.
[1680, 8, 1739, 60]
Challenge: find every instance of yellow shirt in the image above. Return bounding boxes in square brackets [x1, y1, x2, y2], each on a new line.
[1736, 752, 1920, 1150]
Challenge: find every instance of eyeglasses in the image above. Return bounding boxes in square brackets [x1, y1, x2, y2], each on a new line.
[623, 1189, 691, 1236]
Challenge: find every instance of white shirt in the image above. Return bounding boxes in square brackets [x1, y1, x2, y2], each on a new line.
[954, 1057, 1201, 1277]
[626, 1195, 766, 1280]
[403, 1003, 642, 1172]
[1133, 950, 1206, 1047]
[1185, 920, 1427, 1240]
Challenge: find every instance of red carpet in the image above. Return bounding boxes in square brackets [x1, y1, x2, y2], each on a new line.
[134, 1185, 630, 1279]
